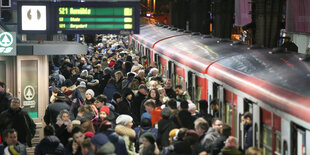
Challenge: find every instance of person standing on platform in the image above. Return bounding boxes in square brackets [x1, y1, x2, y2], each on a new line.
[0, 81, 11, 114]
[0, 97, 36, 147]
[243, 112, 253, 151]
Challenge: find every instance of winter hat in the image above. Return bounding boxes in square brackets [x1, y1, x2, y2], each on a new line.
[138, 84, 148, 91]
[96, 141, 116, 155]
[141, 132, 156, 144]
[84, 131, 95, 138]
[112, 92, 122, 100]
[131, 65, 141, 73]
[169, 129, 179, 138]
[64, 79, 73, 87]
[141, 112, 152, 121]
[116, 114, 133, 126]
[188, 103, 197, 112]
[91, 133, 109, 148]
[53, 66, 59, 71]
[161, 107, 171, 118]
[100, 106, 110, 115]
[80, 70, 88, 78]
[86, 75, 94, 82]
[56, 92, 66, 100]
[85, 89, 95, 97]
[78, 81, 86, 88]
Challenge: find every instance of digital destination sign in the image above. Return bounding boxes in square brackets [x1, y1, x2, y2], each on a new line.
[56, 6, 138, 34]
[17, 1, 140, 34]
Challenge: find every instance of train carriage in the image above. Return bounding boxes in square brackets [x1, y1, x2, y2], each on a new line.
[131, 24, 310, 155]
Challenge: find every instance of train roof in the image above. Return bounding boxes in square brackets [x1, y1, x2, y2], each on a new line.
[133, 24, 310, 122]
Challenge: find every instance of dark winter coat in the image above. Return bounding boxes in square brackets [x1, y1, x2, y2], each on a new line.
[35, 135, 64, 155]
[176, 110, 195, 129]
[104, 83, 119, 101]
[44, 100, 73, 126]
[158, 118, 178, 148]
[0, 108, 36, 146]
[64, 141, 82, 155]
[212, 136, 228, 155]
[55, 124, 72, 147]
[0, 91, 11, 113]
[132, 91, 147, 124]
[244, 123, 253, 150]
[200, 127, 220, 152]
[119, 98, 138, 125]
[165, 88, 176, 99]
[103, 129, 129, 155]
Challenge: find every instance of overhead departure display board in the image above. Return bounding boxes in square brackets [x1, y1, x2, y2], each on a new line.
[54, 2, 140, 34]
[17, 1, 140, 34]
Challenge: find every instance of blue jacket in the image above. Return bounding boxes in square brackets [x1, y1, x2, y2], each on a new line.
[104, 129, 128, 155]
[0, 141, 26, 155]
[103, 83, 119, 101]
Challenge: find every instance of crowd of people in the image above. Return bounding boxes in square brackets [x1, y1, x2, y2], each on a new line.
[0, 34, 261, 155]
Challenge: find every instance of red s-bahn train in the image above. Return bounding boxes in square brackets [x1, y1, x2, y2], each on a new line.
[131, 24, 310, 155]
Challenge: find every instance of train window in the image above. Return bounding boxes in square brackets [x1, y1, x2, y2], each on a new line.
[159, 63, 162, 75]
[261, 124, 273, 155]
[233, 107, 238, 137]
[196, 87, 201, 103]
[175, 74, 179, 86]
[162, 65, 166, 78]
[283, 141, 288, 155]
[275, 131, 281, 155]
[291, 123, 306, 155]
[244, 98, 254, 113]
[179, 76, 183, 85]
[225, 103, 233, 127]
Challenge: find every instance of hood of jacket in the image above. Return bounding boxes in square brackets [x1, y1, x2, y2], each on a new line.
[40, 135, 61, 147]
[115, 125, 136, 139]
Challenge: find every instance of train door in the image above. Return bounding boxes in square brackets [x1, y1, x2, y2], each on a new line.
[168, 61, 175, 88]
[187, 71, 197, 102]
[282, 119, 291, 155]
[145, 48, 151, 67]
[210, 82, 224, 119]
[291, 123, 306, 155]
[238, 98, 255, 150]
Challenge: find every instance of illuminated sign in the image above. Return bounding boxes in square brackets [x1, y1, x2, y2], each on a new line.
[0, 32, 16, 56]
[21, 5, 47, 30]
[56, 5, 139, 34]
[17, 1, 140, 34]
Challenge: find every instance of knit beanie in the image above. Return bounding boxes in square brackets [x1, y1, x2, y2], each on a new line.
[100, 106, 110, 115]
[141, 132, 156, 144]
[116, 114, 133, 126]
[85, 89, 95, 97]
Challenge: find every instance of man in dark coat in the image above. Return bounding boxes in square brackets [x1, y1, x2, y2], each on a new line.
[175, 100, 195, 129]
[212, 124, 231, 154]
[164, 79, 176, 99]
[118, 88, 138, 125]
[0, 81, 11, 113]
[157, 108, 178, 149]
[44, 92, 73, 126]
[132, 84, 148, 125]
[243, 112, 253, 150]
[35, 125, 64, 155]
[0, 98, 36, 146]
